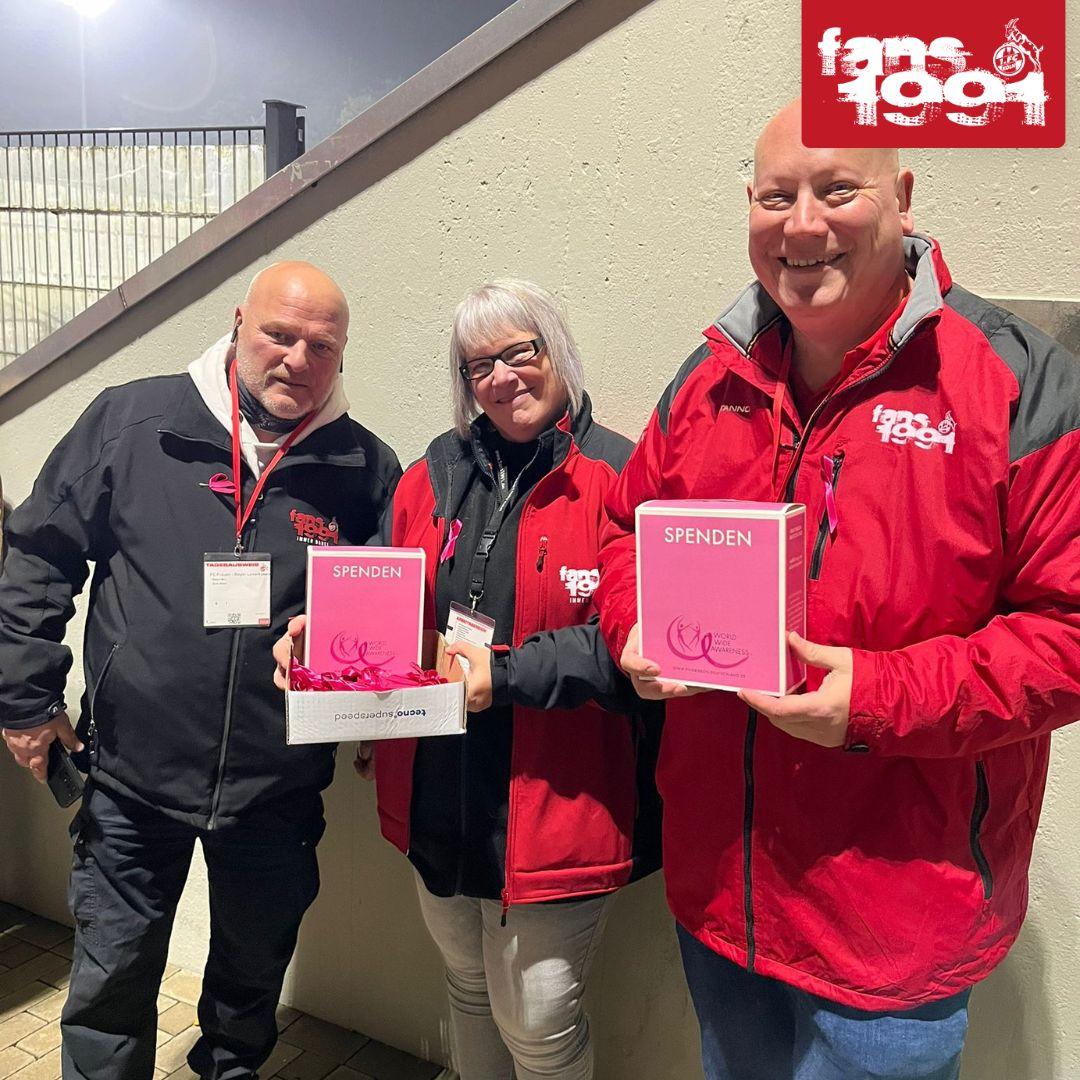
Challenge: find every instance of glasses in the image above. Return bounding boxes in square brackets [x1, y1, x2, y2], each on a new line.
[459, 338, 544, 381]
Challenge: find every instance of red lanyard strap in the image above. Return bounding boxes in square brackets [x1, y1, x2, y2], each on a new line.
[229, 362, 315, 555]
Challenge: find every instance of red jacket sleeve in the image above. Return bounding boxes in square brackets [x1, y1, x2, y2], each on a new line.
[596, 408, 669, 662]
[847, 428, 1080, 757]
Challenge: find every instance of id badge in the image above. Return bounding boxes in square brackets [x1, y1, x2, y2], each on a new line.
[203, 553, 272, 628]
[446, 601, 496, 648]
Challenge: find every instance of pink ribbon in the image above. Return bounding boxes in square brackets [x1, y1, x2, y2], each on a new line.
[439, 518, 463, 564]
[289, 661, 447, 693]
[208, 473, 237, 496]
[821, 455, 839, 536]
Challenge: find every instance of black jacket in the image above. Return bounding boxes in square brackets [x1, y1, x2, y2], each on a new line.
[0, 373, 400, 828]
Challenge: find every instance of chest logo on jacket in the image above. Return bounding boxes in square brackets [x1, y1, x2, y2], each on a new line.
[872, 404, 957, 454]
[289, 509, 341, 545]
[560, 566, 599, 604]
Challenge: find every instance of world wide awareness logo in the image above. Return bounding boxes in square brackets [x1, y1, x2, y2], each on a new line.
[802, 2, 1064, 147]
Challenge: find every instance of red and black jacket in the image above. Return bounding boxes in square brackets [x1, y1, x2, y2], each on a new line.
[374, 395, 661, 909]
[597, 236, 1080, 1009]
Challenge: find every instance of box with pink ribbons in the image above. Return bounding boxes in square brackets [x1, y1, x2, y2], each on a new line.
[636, 501, 807, 696]
[285, 546, 466, 743]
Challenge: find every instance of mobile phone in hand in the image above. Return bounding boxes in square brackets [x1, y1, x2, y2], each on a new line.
[47, 740, 84, 808]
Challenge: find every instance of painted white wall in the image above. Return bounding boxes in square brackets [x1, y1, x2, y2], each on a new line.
[2, 0, 1078, 1076]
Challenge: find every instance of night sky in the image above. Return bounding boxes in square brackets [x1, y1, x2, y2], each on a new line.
[1, 0, 516, 146]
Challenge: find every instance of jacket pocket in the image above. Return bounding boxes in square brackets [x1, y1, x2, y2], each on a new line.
[809, 451, 844, 581]
[85, 643, 120, 761]
[969, 760, 994, 900]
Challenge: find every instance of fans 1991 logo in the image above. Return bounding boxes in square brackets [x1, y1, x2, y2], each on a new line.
[817, 18, 1046, 129]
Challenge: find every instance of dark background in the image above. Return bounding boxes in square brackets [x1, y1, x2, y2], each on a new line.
[0, 0, 516, 145]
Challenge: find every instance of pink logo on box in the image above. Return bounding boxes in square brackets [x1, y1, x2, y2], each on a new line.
[305, 547, 425, 676]
[666, 617, 750, 670]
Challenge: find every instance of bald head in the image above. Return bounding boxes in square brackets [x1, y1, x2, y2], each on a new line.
[233, 261, 350, 423]
[243, 261, 350, 332]
[753, 101, 899, 189]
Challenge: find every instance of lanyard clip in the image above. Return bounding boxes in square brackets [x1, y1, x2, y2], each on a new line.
[234, 536, 244, 558]
[469, 591, 482, 612]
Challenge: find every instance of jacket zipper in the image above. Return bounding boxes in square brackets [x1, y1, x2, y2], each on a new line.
[207, 491, 262, 830]
[780, 348, 901, 502]
[86, 642, 120, 762]
[742, 708, 758, 971]
[808, 450, 845, 581]
[970, 761, 994, 900]
[759, 344, 906, 967]
[536, 535, 548, 572]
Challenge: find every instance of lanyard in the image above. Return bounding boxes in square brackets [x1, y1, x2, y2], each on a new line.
[229, 362, 315, 555]
[468, 451, 524, 609]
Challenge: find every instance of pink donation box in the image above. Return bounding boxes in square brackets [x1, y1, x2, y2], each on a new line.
[636, 501, 807, 695]
[304, 546, 425, 674]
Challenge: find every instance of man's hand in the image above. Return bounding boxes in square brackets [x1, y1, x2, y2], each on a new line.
[444, 640, 493, 713]
[620, 622, 708, 701]
[273, 615, 307, 691]
[353, 742, 375, 780]
[739, 632, 853, 748]
[2, 713, 83, 783]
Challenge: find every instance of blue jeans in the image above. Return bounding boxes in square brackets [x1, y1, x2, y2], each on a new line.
[676, 924, 971, 1080]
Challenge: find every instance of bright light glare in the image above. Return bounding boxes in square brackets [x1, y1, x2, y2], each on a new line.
[58, 0, 117, 17]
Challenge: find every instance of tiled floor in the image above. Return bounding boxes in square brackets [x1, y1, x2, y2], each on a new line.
[0, 903, 449, 1080]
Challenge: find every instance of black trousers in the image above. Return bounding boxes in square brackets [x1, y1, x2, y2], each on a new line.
[60, 782, 323, 1080]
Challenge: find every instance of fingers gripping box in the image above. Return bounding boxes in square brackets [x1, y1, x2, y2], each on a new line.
[636, 501, 807, 695]
[285, 547, 466, 743]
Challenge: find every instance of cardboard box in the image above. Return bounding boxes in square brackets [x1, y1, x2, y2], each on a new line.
[636, 500, 807, 695]
[304, 546, 425, 674]
[286, 631, 467, 744]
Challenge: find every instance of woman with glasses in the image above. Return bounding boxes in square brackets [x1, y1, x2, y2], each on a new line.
[362, 279, 659, 1079]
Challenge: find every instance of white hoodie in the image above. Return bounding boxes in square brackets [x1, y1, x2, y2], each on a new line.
[187, 333, 350, 476]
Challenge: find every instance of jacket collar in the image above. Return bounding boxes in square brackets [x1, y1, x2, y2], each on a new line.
[426, 392, 596, 520]
[708, 233, 949, 375]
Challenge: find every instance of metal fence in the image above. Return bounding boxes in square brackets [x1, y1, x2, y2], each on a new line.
[0, 103, 304, 366]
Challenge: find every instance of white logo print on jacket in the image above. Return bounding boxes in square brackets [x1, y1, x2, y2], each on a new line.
[560, 566, 599, 603]
[872, 404, 957, 454]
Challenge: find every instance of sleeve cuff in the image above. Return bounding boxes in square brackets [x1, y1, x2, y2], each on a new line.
[490, 649, 511, 708]
[845, 650, 885, 752]
[2, 699, 68, 732]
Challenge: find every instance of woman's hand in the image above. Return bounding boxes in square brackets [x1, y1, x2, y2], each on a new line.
[445, 640, 493, 712]
[353, 742, 375, 780]
[273, 615, 307, 691]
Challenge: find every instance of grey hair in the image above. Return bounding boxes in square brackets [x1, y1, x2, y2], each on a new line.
[449, 279, 585, 439]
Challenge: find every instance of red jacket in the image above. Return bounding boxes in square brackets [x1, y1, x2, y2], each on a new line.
[597, 236, 1080, 1009]
[375, 405, 656, 908]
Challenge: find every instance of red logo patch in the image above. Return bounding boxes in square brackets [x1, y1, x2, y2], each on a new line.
[289, 509, 340, 545]
[802, 1, 1065, 147]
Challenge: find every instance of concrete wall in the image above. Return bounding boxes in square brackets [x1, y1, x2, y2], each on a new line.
[2, 0, 1079, 1076]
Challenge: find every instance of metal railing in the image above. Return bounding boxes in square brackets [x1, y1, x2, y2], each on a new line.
[0, 102, 305, 367]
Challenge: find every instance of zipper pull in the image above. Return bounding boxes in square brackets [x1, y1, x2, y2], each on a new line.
[500, 890, 510, 927]
[536, 535, 549, 572]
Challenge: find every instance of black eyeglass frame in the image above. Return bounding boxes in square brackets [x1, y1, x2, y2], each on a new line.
[458, 337, 545, 382]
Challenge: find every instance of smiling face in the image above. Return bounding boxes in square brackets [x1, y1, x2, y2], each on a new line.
[748, 103, 914, 349]
[232, 262, 349, 422]
[467, 327, 568, 443]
